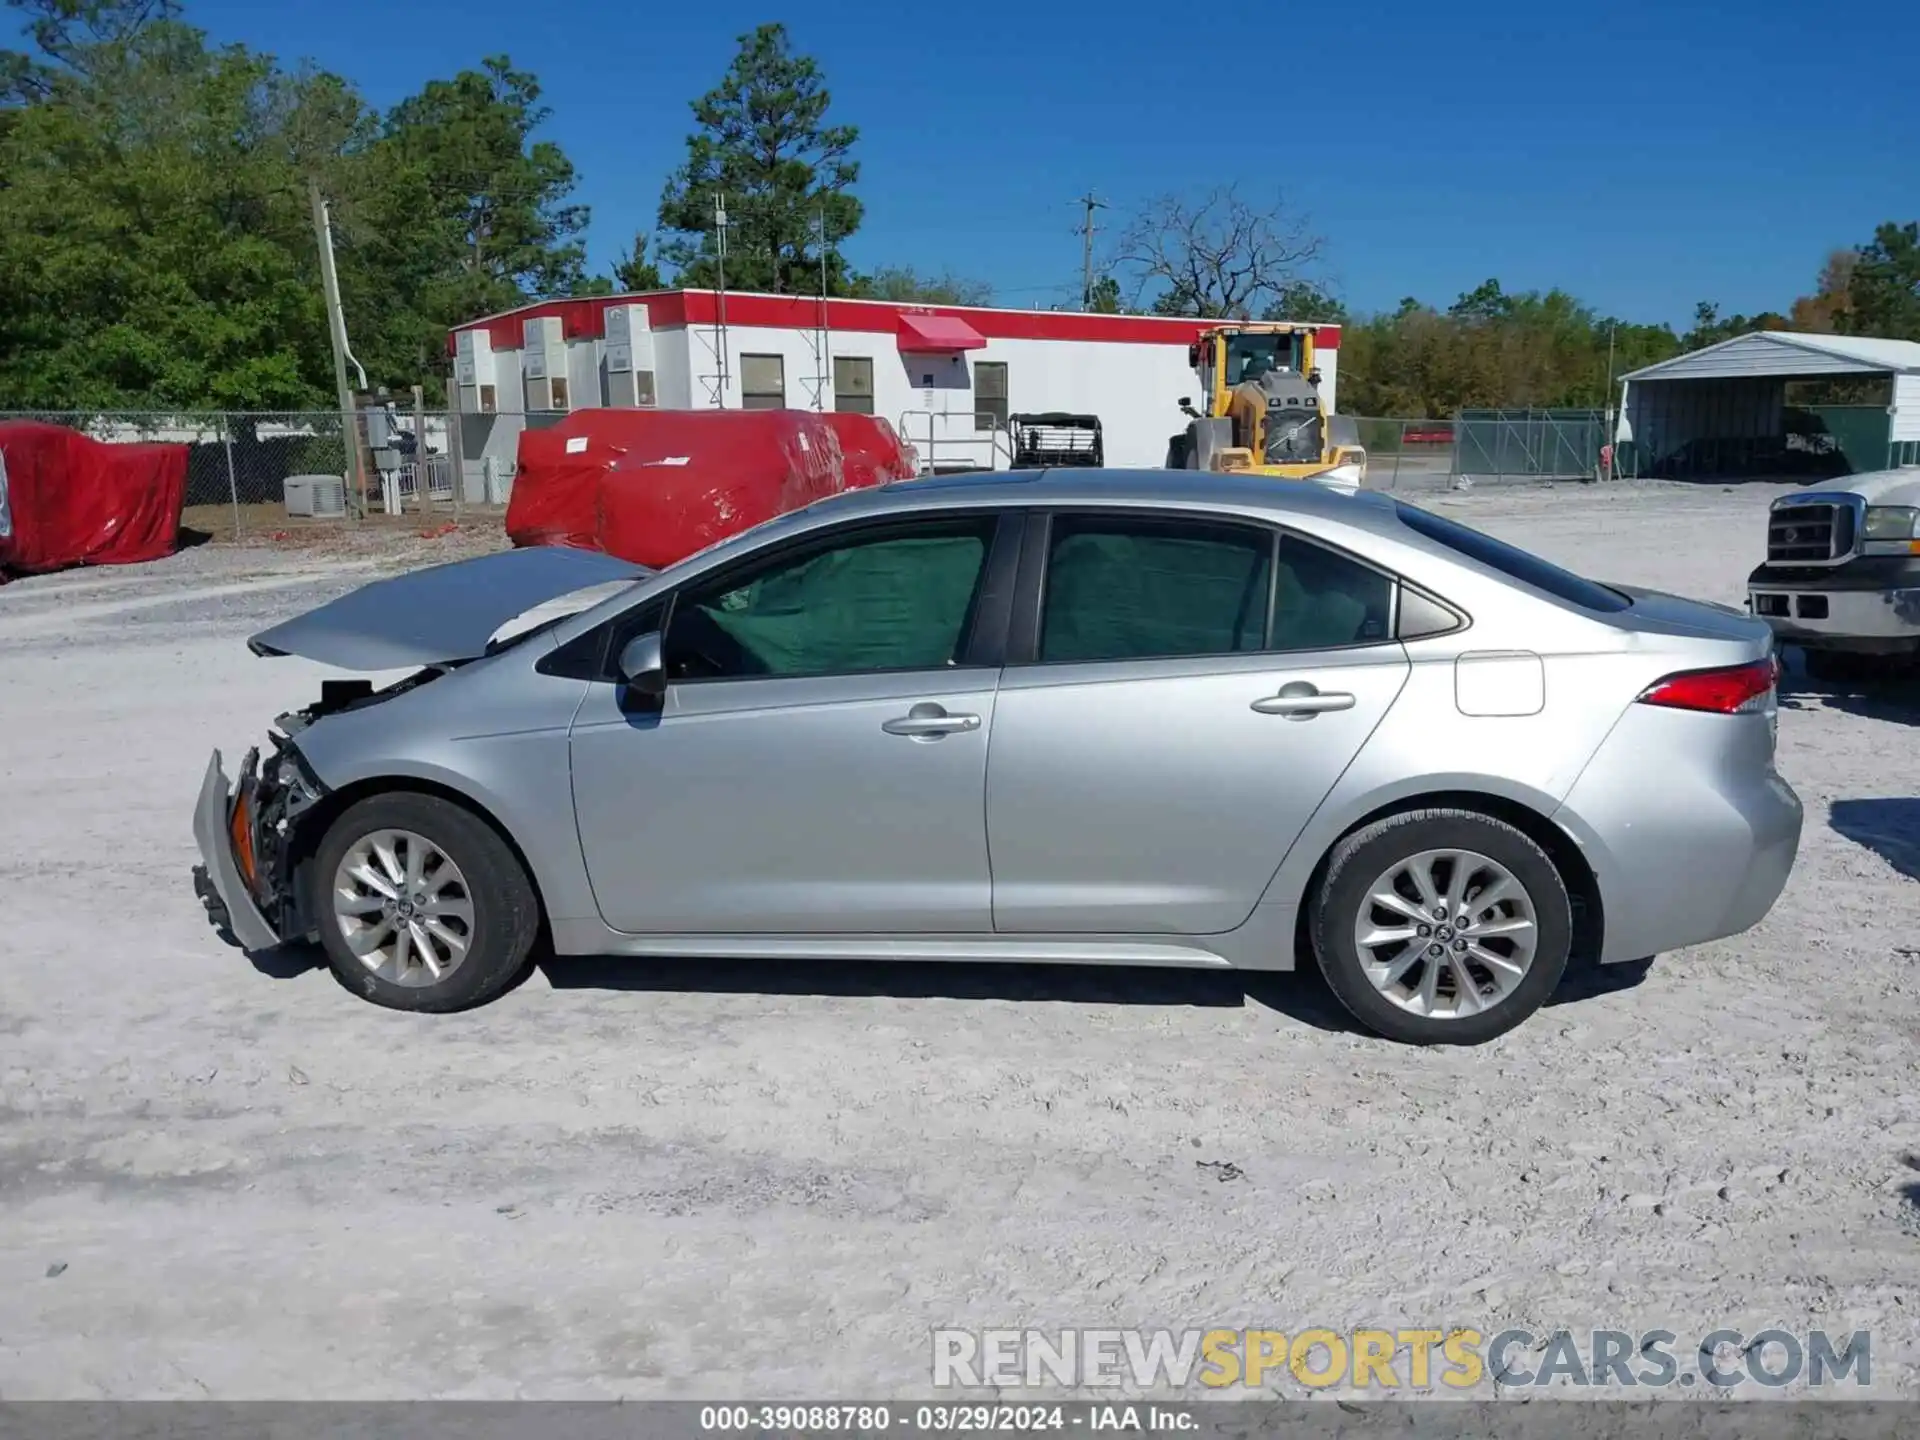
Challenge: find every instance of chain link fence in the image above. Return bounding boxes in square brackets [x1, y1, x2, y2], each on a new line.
[1346, 418, 1461, 491]
[1449, 409, 1611, 483]
[0, 409, 479, 542]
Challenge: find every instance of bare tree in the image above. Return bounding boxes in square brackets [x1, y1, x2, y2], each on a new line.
[1110, 185, 1324, 319]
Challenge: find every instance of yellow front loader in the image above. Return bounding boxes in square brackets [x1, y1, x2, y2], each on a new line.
[1167, 322, 1366, 485]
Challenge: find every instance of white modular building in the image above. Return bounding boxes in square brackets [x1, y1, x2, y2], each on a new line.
[446, 290, 1343, 502]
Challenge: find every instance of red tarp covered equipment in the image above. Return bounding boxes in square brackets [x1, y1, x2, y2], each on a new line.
[0, 421, 189, 577]
[505, 409, 918, 569]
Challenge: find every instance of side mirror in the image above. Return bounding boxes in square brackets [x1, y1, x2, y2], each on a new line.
[617, 631, 666, 699]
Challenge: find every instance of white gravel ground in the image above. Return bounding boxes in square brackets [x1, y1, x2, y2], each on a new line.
[0, 482, 1916, 1401]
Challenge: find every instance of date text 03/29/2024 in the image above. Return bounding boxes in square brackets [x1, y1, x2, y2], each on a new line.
[699, 1405, 1189, 1432]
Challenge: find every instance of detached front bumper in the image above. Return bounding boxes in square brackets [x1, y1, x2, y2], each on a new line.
[191, 749, 283, 951]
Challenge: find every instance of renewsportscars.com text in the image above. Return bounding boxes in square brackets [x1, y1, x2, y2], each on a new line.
[932, 1327, 1872, 1391]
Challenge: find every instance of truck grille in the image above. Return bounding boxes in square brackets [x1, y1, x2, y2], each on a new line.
[1767, 501, 1855, 564]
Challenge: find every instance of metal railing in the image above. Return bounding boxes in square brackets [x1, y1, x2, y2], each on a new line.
[895, 410, 1015, 474]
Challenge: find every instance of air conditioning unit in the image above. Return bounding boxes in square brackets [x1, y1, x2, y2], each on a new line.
[604, 303, 657, 408]
[284, 474, 347, 518]
[454, 329, 495, 414]
[522, 315, 570, 412]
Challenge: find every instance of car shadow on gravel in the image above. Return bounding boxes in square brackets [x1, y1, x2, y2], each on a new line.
[1776, 662, 1920, 729]
[539, 952, 1367, 1033]
[537, 948, 1655, 1033]
[1828, 799, 1920, 882]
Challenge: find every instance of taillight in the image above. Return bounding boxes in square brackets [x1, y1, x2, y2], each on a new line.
[1635, 659, 1777, 715]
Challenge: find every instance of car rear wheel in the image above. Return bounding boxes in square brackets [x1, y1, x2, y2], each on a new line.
[1310, 809, 1571, 1045]
[311, 792, 539, 1012]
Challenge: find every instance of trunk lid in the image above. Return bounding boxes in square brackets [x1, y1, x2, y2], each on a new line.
[1605, 583, 1775, 657]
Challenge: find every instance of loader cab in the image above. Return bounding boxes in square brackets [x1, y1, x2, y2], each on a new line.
[1187, 326, 1316, 418]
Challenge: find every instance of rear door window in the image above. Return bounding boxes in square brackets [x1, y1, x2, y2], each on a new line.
[1037, 514, 1273, 662]
[1271, 535, 1395, 650]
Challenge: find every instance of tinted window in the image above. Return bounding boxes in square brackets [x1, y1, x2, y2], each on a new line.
[1395, 502, 1631, 613]
[1039, 516, 1272, 662]
[664, 519, 994, 679]
[1272, 537, 1394, 650]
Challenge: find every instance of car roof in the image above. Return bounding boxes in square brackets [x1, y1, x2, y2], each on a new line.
[804, 466, 1402, 531]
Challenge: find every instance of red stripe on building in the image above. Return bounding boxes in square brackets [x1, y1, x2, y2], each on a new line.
[455, 291, 1339, 354]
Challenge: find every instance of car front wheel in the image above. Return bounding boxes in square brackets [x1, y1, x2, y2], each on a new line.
[1310, 808, 1572, 1045]
[311, 791, 539, 1012]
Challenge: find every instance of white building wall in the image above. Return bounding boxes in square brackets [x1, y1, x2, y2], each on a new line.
[653, 326, 694, 410]
[637, 323, 1339, 470]
[1891, 373, 1920, 444]
[450, 308, 1344, 494]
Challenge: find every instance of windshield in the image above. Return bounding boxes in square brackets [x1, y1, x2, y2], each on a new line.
[1225, 331, 1305, 386]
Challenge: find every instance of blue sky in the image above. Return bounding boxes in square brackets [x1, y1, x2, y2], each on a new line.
[24, 0, 1920, 326]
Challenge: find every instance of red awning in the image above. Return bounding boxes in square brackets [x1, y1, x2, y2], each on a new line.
[897, 313, 987, 351]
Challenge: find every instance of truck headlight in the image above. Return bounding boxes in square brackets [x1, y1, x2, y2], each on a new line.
[1862, 506, 1920, 555]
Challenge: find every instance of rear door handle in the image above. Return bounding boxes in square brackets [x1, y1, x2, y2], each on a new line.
[1252, 687, 1356, 718]
[882, 706, 982, 737]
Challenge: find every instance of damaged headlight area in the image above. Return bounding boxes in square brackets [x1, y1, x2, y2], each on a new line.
[196, 666, 451, 948]
[210, 735, 328, 945]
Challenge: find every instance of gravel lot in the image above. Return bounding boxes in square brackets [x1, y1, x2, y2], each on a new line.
[1, 481, 1916, 1401]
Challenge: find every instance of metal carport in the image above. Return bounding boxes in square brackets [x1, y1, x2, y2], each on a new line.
[1619, 331, 1920, 480]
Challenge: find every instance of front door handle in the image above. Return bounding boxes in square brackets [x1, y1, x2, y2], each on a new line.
[882, 705, 982, 738]
[1252, 685, 1356, 718]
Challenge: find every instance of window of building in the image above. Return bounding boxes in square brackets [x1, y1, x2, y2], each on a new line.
[548, 377, 570, 410]
[834, 356, 875, 414]
[741, 354, 786, 411]
[478, 384, 497, 414]
[974, 361, 1008, 432]
[664, 517, 998, 680]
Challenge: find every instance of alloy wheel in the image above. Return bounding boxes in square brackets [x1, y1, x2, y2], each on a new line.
[1350, 848, 1539, 1020]
[331, 829, 475, 987]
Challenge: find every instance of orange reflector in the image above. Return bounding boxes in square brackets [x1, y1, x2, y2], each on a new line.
[229, 791, 258, 893]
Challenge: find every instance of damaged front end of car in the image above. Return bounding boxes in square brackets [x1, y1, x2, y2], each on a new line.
[190, 546, 651, 952]
[191, 671, 453, 952]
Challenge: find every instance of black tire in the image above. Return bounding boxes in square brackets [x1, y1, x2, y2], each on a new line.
[1309, 808, 1572, 1046]
[1165, 432, 1192, 469]
[310, 791, 539, 1013]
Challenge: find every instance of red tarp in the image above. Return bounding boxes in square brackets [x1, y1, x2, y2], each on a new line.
[505, 409, 918, 569]
[0, 421, 189, 577]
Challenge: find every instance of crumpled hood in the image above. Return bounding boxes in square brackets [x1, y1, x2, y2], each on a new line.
[248, 546, 649, 670]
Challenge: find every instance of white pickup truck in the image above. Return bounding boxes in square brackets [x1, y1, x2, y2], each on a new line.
[1746, 468, 1920, 679]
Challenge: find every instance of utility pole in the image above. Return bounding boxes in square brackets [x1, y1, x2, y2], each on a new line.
[309, 179, 363, 514]
[1076, 191, 1107, 310]
[713, 191, 730, 408]
[817, 207, 833, 413]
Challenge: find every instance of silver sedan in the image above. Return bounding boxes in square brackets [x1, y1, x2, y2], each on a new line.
[192, 469, 1802, 1044]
